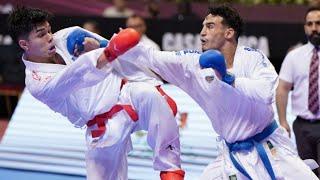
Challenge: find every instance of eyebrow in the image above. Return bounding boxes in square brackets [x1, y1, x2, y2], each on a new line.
[203, 22, 215, 26]
[305, 20, 320, 25]
[35, 25, 51, 33]
[35, 28, 45, 33]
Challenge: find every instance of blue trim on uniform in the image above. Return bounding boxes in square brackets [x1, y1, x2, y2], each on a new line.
[99, 40, 109, 48]
[226, 121, 278, 180]
[222, 72, 235, 85]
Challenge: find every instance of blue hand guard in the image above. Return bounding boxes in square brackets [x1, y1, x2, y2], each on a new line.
[199, 50, 227, 76]
[199, 49, 235, 85]
[67, 29, 94, 55]
[67, 29, 109, 56]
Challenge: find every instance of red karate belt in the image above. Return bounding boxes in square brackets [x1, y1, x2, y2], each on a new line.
[87, 79, 138, 138]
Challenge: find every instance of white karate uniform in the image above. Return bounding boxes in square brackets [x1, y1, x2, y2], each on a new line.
[119, 44, 318, 179]
[22, 27, 181, 180]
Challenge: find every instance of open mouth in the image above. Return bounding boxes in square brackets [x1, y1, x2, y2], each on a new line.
[48, 45, 56, 54]
[200, 39, 207, 45]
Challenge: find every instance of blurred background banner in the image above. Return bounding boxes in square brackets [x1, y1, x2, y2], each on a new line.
[0, 14, 305, 78]
[0, 0, 311, 87]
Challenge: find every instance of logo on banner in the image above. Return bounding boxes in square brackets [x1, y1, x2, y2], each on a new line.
[162, 32, 201, 51]
[162, 33, 270, 58]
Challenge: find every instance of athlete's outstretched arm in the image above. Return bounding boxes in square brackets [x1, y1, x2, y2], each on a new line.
[119, 44, 200, 86]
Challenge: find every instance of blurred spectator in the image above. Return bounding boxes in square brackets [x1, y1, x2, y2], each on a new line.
[0, 3, 13, 14]
[171, 1, 199, 21]
[82, 20, 101, 35]
[102, 0, 134, 18]
[144, 0, 160, 19]
[126, 14, 160, 50]
[309, 0, 320, 7]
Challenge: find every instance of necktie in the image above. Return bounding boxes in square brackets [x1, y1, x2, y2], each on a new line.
[308, 47, 319, 115]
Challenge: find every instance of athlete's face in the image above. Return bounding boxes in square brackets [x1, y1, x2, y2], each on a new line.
[19, 21, 56, 63]
[200, 14, 228, 51]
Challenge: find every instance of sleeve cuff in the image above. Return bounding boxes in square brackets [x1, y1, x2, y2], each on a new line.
[87, 48, 113, 78]
[99, 40, 109, 48]
[278, 74, 292, 83]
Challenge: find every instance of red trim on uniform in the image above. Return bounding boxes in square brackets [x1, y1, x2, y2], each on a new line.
[122, 105, 139, 121]
[156, 86, 178, 116]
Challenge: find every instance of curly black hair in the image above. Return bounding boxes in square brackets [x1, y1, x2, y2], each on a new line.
[208, 5, 243, 39]
[7, 6, 52, 42]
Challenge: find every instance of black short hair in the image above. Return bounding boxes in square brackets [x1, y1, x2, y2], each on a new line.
[305, 6, 320, 20]
[208, 5, 243, 40]
[7, 6, 52, 42]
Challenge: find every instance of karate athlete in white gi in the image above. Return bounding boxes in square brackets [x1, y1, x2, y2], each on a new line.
[118, 5, 319, 180]
[8, 7, 184, 180]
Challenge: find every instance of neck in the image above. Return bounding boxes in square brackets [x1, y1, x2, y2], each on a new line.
[52, 54, 65, 65]
[220, 42, 237, 69]
[25, 53, 53, 64]
[25, 52, 64, 65]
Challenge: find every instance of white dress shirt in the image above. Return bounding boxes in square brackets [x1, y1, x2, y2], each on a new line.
[279, 42, 320, 119]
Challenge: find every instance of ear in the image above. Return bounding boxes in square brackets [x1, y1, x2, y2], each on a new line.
[225, 28, 235, 40]
[18, 39, 29, 51]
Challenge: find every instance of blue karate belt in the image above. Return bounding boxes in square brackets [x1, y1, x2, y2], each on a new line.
[225, 121, 278, 180]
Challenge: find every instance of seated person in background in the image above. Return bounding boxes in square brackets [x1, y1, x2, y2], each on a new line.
[82, 20, 102, 35]
[102, 0, 134, 18]
[126, 14, 160, 50]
